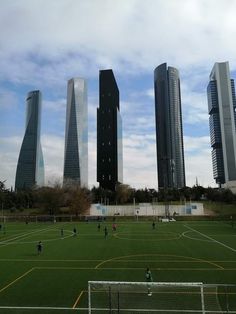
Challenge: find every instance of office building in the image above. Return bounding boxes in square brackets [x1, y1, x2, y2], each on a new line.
[63, 78, 88, 186]
[97, 69, 123, 191]
[207, 61, 236, 187]
[154, 63, 186, 189]
[15, 90, 44, 190]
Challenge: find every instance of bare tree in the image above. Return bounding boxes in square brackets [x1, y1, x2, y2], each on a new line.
[68, 186, 91, 216]
[116, 184, 132, 204]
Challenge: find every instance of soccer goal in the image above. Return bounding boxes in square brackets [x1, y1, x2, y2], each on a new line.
[88, 281, 236, 313]
[88, 281, 206, 313]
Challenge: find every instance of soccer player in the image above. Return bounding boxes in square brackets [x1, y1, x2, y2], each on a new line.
[97, 223, 101, 231]
[152, 221, 155, 229]
[104, 226, 108, 239]
[61, 228, 64, 238]
[112, 223, 117, 231]
[37, 241, 42, 255]
[73, 227, 77, 237]
[146, 267, 153, 296]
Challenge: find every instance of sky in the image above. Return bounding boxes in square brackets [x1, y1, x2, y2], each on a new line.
[1, 0, 236, 190]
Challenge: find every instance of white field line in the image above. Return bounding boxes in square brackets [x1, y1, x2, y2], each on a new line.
[0, 306, 87, 311]
[184, 225, 236, 253]
[0, 307, 235, 313]
[0, 226, 59, 247]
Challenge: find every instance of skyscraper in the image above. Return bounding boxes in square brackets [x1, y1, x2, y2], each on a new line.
[207, 61, 236, 186]
[63, 78, 88, 187]
[97, 69, 123, 191]
[154, 63, 185, 189]
[15, 90, 44, 190]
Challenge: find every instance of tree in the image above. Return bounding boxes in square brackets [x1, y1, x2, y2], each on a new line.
[68, 186, 91, 216]
[219, 189, 235, 203]
[35, 186, 63, 214]
[115, 184, 132, 204]
[0, 180, 7, 212]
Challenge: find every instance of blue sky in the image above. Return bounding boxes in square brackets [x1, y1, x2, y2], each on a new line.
[1, 0, 236, 189]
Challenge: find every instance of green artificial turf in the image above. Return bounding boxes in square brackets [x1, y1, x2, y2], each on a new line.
[0, 220, 235, 313]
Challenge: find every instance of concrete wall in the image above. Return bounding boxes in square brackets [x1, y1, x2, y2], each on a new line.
[90, 203, 204, 216]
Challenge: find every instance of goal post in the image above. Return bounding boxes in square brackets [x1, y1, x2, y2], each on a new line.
[88, 281, 206, 313]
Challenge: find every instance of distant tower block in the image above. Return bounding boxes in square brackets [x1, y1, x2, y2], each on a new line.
[207, 61, 236, 186]
[63, 78, 88, 187]
[97, 69, 123, 191]
[154, 63, 186, 190]
[15, 90, 44, 190]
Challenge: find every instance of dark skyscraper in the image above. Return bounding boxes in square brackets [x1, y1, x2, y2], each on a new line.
[63, 78, 88, 187]
[207, 61, 236, 187]
[154, 63, 185, 189]
[97, 69, 123, 191]
[15, 90, 44, 190]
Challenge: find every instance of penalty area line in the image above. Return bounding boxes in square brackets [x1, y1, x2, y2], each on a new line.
[0, 268, 35, 294]
[184, 225, 236, 253]
[72, 290, 84, 308]
[0, 306, 87, 311]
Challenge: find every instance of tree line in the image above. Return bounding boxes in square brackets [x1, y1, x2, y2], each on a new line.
[0, 180, 235, 215]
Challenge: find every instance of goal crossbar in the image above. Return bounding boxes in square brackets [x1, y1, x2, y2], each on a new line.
[88, 281, 203, 286]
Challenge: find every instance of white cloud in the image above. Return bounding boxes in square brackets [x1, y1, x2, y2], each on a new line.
[0, 131, 215, 190]
[0, 0, 234, 190]
[0, 136, 22, 188]
[0, 89, 18, 110]
[184, 136, 214, 187]
[42, 132, 98, 189]
[182, 83, 209, 124]
[184, 136, 210, 153]
[123, 135, 157, 189]
[1, 0, 236, 83]
[43, 98, 66, 112]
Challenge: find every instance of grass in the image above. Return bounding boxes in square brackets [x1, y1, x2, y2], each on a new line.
[0, 219, 235, 313]
[203, 200, 236, 215]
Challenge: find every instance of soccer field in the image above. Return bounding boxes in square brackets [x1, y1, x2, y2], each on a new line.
[0, 220, 235, 313]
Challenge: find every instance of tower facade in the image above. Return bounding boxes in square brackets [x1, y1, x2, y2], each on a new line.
[15, 90, 44, 190]
[207, 61, 236, 186]
[154, 63, 185, 189]
[97, 69, 123, 191]
[63, 78, 88, 187]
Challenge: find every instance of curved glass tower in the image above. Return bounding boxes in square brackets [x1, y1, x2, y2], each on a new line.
[154, 63, 185, 189]
[15, 90, 44, 191]
[63, 78, 88, 187]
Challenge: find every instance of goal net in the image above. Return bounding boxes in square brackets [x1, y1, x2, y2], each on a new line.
[88, 281, 236, 313]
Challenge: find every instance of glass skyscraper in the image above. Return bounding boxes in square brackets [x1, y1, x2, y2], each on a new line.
[207, 61, 236, 186]
[97, 69, 123, 191]
[15, 90, 44, 191]
[63, 78, 88, 187]
[154, 63, 186, 189]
